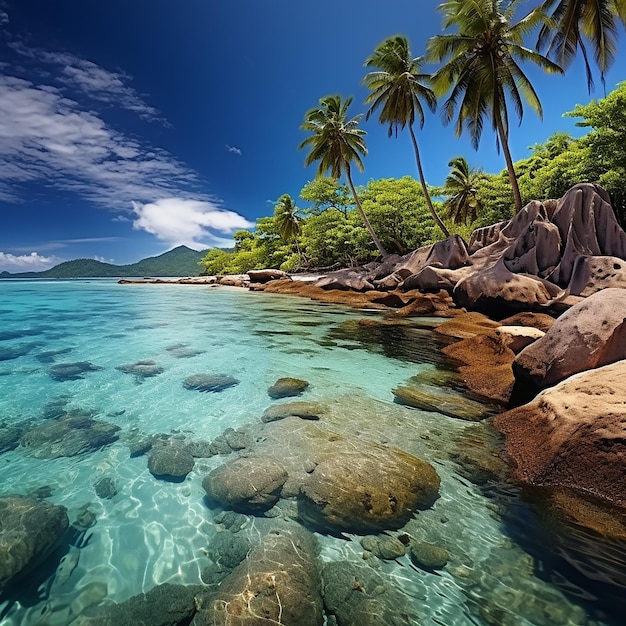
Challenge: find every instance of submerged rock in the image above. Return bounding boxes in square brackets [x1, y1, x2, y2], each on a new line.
[193, 523, 323, 626]
[183, 373, 239, 392]
[267, 377, 310, 399]
[20, 414, 120, 458]
[94, 477, 118, 499]
[298, 444, 440, 533]
[166, 342, 206, 358]
[202, 455, 288, 512]
[116, 359, 164, 383]
[0, 495, 69, 592]
[321, 560, 420, 626]
[262, 401, 326, 422]
[47, 361, 102, 381]
[148, 440, 195, 480]
[360, 534, 406, 560]
[79, 582, 200, 626]
[409, 540, 449, 570]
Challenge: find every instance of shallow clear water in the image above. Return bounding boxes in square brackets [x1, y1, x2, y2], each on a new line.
[0, 279, 623, 625]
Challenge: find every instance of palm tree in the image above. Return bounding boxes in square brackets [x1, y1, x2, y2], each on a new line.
[274, 193, 303, 263]
[363, 35, 450, 238]
[427, 0, 563, 213]
[441, 156, 483, 224]
[299, 95, 388, 257]
[537, 0, 626, 92]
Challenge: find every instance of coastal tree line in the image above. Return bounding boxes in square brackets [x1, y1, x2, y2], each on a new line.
[200, 0, 626, 274]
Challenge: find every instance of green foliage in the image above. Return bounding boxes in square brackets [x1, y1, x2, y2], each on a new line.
[359, 177, 436, 254]
[427, 0, 563, 212]
[440, 157, 483, 225]
[299, 177, 353, 215]
[537, 0, 626, 91]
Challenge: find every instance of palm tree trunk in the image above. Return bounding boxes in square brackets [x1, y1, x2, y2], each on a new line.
[409, 125, 450, 238]
[345, 166, 388, 257]
[495, 115, 523, 213]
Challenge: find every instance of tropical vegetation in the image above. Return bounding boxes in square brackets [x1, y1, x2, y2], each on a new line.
[200, 0, 626, 276]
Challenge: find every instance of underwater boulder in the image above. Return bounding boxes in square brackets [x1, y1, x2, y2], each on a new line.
[183, 373, 239, 392]
[148, 440, 195, 480]
[0, 495, 69, 592]
[321, 560, 420, 625]
[20, 414, 120, 459]
[298, 446, 440, 534]
[261, 401, 326, 422]
[116, 359, 164, 383]
[47, 361, 102, 381]
[202, 455, 288, 513]
[193, 523, 323, 626]
[78, 582, 201, 626]
[267, 377, 309, 399]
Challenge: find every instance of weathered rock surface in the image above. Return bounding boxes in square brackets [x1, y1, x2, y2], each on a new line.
[322, 560, 420, 625]
[116, 359, 164, 383]
[48, 361, 102, 381]
[202, 455, 288, 512]
[261, 401, 326, 422]
[78, 582, 201, 626]
[247, 268, 290, 283]
[360, 534, 406, 560]
[409, 540, 449, 570]
[298, 444, 439, 533]
[0, 495, 69, 591]
[267, 377, 309, 399]
[148, 440, 195, 480]
[494, 360, 626, 507]
[513, 287, 626, 392]
[20, 414, 120, 458]
[193, 524, 323, 626]
[183, 373, 239, 392]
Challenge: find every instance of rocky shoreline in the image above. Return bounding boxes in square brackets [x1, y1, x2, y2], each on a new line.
[122, 183, 626, 517]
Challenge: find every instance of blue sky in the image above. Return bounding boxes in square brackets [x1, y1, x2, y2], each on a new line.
[0, 0, 624, 272]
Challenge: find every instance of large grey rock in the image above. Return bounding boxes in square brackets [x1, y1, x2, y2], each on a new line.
[513, 287, 626, 391]
[0, 495, 69, 591]
[78, 583, 200, 626]
[20, 414, 120, 458]
[183, 374, 239, 392]
[193, 524, 323, 626]
[567, 255, 626, 296]
[202, 455, 288, 512]
[148, 440, 195, 480]
[322, 561, 420, 625]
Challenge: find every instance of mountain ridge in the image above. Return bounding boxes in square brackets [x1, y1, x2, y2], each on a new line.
[0, 245, 209, 279]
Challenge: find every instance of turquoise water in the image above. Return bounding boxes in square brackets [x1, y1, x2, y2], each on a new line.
[0, 279, 623, 625]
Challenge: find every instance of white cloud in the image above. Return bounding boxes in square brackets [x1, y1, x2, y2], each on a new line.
[0, 73, 202, 207]
[0, 251, 61, 273]
[132, 198, 253, 248]
[9, 41, 162, 122]
[226, 144, 242, 156]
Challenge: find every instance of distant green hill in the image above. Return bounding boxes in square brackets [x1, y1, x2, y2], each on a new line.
[0, 246, 209, 279]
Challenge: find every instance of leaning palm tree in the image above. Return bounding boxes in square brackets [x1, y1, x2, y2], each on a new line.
[537, 0, 626, 92]
[441, 156, 483, 224]
[427, 0, 563, 213]
[363, 35, 450, 238]
[299, 95, 388, 257]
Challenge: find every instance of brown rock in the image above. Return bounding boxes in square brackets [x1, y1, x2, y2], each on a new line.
[433, 312, 500, 340]
[202, 456, 288, 512]
[298, 447, 440, 533]
[193, 524, 323, 626]
[494, 360, 626, 507]
[513, 287, 626, 391]
[442, 332, 516, 404]
[267, 377, 309, 399]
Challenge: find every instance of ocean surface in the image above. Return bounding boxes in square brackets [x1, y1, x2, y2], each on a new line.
[0, 279, 624, 625]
